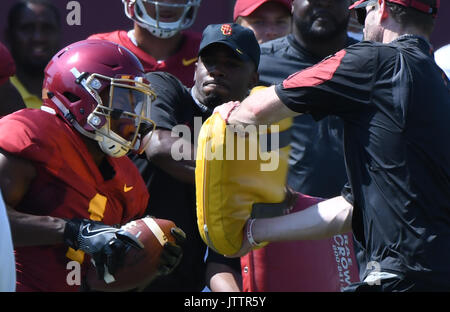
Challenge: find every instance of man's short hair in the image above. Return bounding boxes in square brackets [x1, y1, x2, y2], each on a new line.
[386, 0, 437, 34]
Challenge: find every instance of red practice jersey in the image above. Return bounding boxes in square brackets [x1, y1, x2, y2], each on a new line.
[88, 30, 201, 87]
[0, 108, 149, 291]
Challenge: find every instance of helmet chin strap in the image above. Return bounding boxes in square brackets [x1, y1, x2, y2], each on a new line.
[50, 96, 102, 142]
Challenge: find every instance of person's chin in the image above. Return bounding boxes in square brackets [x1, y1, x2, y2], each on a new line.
[310, 22, 336, 37]
[305, 27, 341, 43]
[203, 92, 226, 108]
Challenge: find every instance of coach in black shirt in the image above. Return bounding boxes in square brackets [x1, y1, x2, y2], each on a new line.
[133, 23, 260, 292]
[218, 0, 450, 291]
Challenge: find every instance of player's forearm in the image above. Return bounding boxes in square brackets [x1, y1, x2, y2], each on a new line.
[151, 155, 195, 184]
[252, 196, 353, 242]
[208, 272, 242, 292]
[145, 129, 196, 184]
[206, 263, 242, 292]
[7, 206, 66, 247]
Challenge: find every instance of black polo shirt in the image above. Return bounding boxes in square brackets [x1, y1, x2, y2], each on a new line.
[258, 34, 357, 198]
[276, 35, 450, 289]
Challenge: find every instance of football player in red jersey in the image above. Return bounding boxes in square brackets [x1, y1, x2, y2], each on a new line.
[0, 39, 184, 292]
[90, 1, 241, 292]
[89, 0, 202, 86]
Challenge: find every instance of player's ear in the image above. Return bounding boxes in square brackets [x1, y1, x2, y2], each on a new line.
[193, 63, 198, 83]
[194, 55, 202, 80]
[379, 0, 389, 21]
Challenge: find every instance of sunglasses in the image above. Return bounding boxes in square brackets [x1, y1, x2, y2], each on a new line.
[355, 8, 367, 25]
[354, 0, 377, 25]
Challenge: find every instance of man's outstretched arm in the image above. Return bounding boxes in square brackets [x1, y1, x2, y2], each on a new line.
[227, 196, 353, 258]
[215, 85, 298, 126]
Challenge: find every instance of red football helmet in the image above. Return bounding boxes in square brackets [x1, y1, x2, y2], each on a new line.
[43, 39, 156, 157]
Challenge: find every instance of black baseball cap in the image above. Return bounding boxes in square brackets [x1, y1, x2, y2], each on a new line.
[198, 23, 260, 69]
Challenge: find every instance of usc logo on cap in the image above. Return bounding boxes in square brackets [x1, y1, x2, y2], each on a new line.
[221, 24, 232, 36]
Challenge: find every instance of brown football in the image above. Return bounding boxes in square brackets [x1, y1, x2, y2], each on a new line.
[84, 216, 176, 291]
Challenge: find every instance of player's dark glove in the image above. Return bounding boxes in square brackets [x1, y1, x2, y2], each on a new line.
[64, 218, 144, 280]
[157, 227, 186, 275]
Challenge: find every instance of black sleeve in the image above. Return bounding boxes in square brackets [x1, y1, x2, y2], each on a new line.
[275, 42, 377, 120]
[146, 71, 188, 130]
[341, 183, 354, 205]
[205, 248, 241, 273]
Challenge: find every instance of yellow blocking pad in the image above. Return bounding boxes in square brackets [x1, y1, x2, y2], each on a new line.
[196, 105, 292, 255]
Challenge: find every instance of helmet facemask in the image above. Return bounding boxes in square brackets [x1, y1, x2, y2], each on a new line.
[124, 0, 201, 38]
[80, 72, 156, 158]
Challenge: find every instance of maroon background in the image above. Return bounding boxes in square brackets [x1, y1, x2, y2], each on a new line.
[0, 0, 448, 51]
[0, 0, 235, 48]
